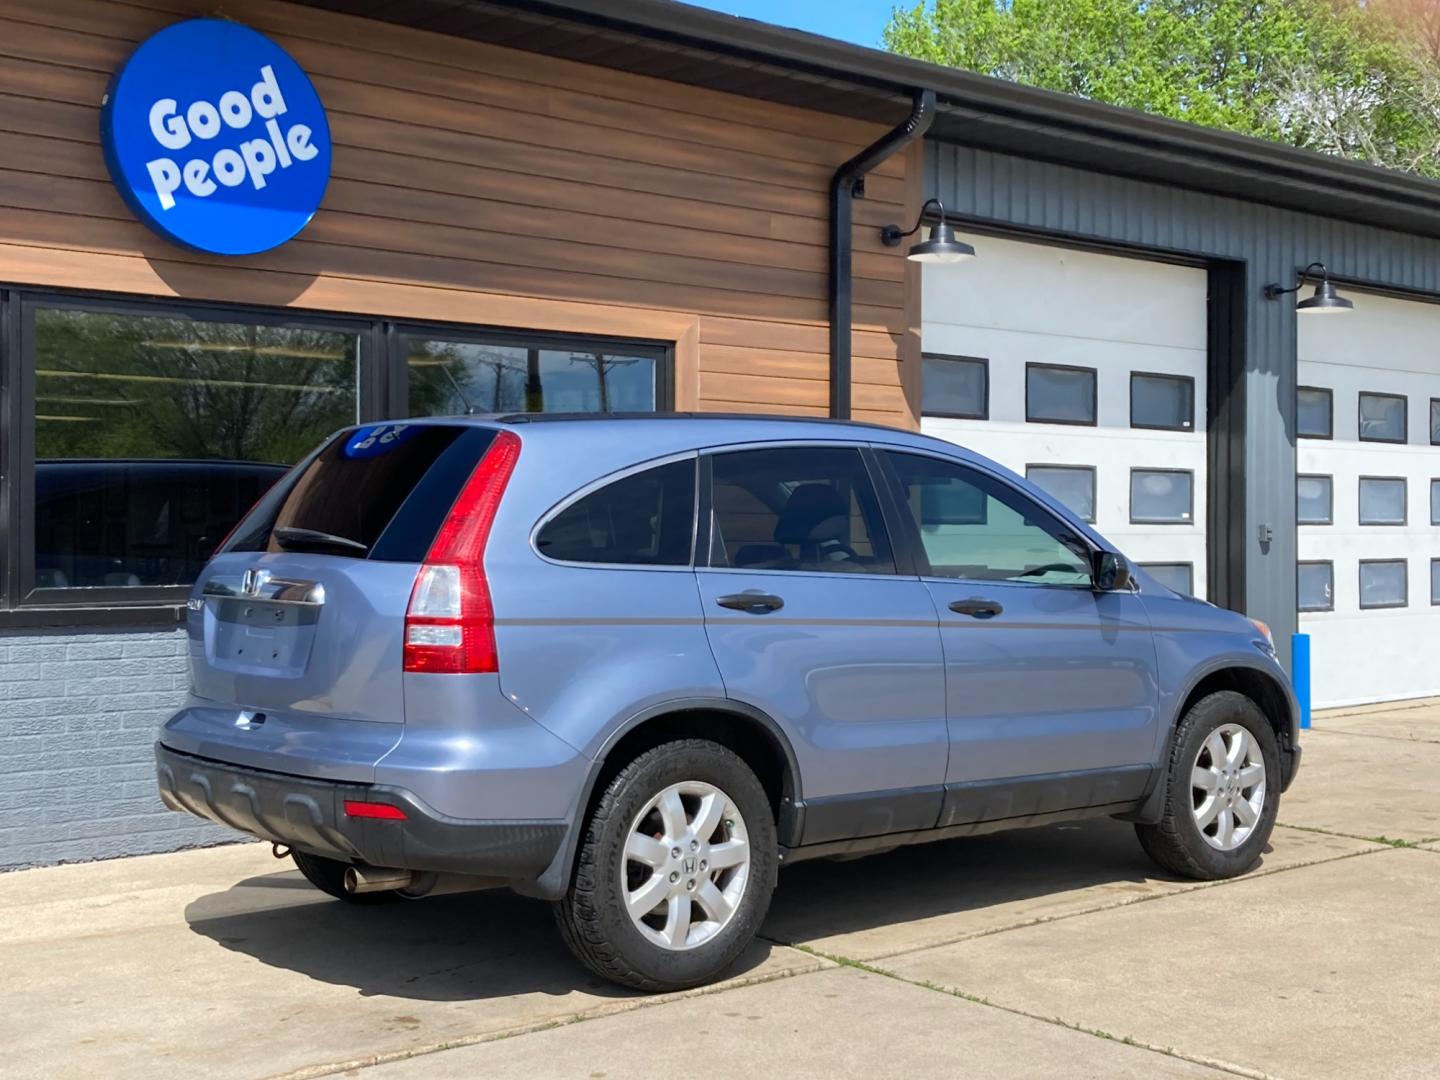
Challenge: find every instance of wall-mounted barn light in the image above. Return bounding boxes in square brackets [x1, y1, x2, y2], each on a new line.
[880, 198, 976, 264]
[1264, 262, 1354, 314]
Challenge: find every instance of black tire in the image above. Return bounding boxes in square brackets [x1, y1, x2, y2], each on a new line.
[1136, 690, 1281, 880]
[291, 850, 400, 905]
[555, 739, 778, 992]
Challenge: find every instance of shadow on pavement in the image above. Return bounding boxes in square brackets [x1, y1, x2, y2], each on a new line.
[185, 818, 1271, 999]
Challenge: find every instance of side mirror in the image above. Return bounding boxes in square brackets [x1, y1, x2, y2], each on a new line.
[1093, 551, 1133, 592]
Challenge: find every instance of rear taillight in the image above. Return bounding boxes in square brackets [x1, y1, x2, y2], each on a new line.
[403, 430, 521, 674]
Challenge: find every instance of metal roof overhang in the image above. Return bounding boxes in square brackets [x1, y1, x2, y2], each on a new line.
[294, 0, 1440, 239]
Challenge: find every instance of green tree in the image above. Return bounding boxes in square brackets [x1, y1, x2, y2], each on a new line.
[885, 0, 1440, 175]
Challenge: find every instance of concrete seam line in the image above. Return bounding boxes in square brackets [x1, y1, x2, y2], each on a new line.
[1273, 822, 1431, 848]
[260, 956, 833, 1080]
[784, 841, 1390, 966]
[1296, 729, 1440, 746]
[778, 944, 1278, 1080]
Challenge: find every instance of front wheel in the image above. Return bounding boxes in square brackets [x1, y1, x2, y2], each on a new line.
[1136, 690, 1281, 880]
[555, 739, 777, 991]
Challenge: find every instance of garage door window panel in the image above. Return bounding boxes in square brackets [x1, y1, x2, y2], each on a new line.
[1130, 372, 1195, 431]
[1359, 560, 1407, 609]
[1298, 562, 1334, 613]
[1431, 399, 1440, 446]
[1296, 386, 1333, 440]
[1025, 464, 1096, 523]
[1139, 562, 1194, 595]
[1432, 559, 1440, 606]
[922, 355, 988, 420]
[1026, 364, 1097, 426]
[1358, 477, 1407, 526]
[1358, 392, 1407, 444]
[1297, 475, 1333, 525]
[884, 452, 1093, 588]
[1432, 479, 1440, 526]
[1130, 468, 1194, 524]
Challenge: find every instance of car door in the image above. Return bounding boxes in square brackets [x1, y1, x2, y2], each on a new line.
[694, 443, 948, 845]
[876, 448, 1160, 828]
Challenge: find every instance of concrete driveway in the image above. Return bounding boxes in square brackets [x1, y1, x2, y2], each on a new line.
[4, 702, 1438, 1080]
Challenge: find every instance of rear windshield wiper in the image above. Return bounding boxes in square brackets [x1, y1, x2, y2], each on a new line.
[272, 526, 368, 555]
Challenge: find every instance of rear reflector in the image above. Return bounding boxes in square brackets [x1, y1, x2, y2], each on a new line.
[403, 429, 521, 674]
[343, 800, 407, 820]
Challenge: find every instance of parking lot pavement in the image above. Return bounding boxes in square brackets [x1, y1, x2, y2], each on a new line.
[4, 701, 1438, 1080]
[884, 847, 1440, 1080]
[1313, 700, 1440, 743]
[0, 844, 827, 1080]
[363, 965, 1234, 1080]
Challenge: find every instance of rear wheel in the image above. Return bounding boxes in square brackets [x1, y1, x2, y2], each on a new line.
[555, 739, 777, 991]
[1136, 690, 1280, 880]
[291, 850, 400, 905]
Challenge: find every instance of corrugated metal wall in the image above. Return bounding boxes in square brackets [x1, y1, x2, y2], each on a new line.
[925, 141, 1440, 659]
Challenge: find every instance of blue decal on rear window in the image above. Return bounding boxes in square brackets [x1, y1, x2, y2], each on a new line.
[344, 424, 421, 458]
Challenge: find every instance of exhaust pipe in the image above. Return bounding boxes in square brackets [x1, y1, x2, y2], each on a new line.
[344, 864, 418, 894]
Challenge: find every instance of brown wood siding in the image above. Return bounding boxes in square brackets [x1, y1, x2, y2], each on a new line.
[0, 0, 920, 427]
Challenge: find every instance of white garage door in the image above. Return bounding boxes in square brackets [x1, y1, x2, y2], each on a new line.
[1297, 292, 1440, 708]
[920, 234, 1209, 597]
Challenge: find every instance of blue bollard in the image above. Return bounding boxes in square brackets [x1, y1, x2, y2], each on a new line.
[1291, 632, 1312, 730]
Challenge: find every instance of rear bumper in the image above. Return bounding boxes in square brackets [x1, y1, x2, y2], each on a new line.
[155, 742, 566, 882]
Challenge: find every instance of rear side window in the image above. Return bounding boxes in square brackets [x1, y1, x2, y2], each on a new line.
[227, 424, 494, 561]
[536, 459, 696, 566]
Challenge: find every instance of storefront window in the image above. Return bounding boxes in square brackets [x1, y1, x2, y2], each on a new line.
[405, 333, 661, 417]
[29, 304, 359, 594]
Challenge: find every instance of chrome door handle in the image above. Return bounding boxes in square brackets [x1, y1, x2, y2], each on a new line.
[949, 597, 1003, 618]
[716, 591, 785, 614]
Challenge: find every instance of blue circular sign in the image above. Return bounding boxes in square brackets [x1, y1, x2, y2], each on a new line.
[100, 20, 331, 256]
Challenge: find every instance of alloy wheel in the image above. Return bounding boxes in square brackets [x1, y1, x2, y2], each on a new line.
[622, 780, 751, 951]
[1191, 723, 1267, 851]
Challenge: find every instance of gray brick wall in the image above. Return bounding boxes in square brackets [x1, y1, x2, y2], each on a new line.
[0, 627, 240, 870]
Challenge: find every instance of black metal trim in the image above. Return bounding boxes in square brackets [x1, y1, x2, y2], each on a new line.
[1129, 466, 1196, 525]
[1357, 475, 1408, 527]
[1025, 361, 1098, 427]
[1297, 560, 1334, 613]
[1205, 262, 1246, 612]
[1024, 463, 1097, 524]
[1357, 390, 1408, 444]
[1296, 385, 1334, 440]
[920, 353, 989, 420]
[1296, 473, 1334, 526]
[1129, 370, 1196, 432]
[1358, 558, 1408, 610]
[829, 87, 934, 420]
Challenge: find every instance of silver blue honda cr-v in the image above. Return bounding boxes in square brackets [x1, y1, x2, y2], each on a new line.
[157, 414, 1300, 990]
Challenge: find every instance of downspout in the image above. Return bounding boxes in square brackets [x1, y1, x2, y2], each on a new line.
[829, 87, 936, 419]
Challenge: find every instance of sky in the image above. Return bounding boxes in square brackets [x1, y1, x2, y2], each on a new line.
[684, 1, 899, 49]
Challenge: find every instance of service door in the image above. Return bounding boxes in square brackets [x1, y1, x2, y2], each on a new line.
[694, 444, 948, 844]
[919, 234, 1209, 600]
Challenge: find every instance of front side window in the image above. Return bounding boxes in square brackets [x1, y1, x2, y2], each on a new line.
[405, 331, 662, 416]
[1025, 464, 1097, 523]
[31, 303, 359, 594]
[921, 355, 988, 419]
[1359, 560, 1407, 609]
[1130, 372, 1194, 431]
[1359, 477, 1406, 526]
[536, 459, 695, 566]
[1026, 364, 1097, 425]
[885, 451, 1092, 587]
[1296, 386, 1332, 439]
[1358, 392, 1406, 443]
[1130, 469, 1194, 524]
[1297, 475, 1333, 525]
[1298, 562, 1333, 612]
[708, 447, 893, 575]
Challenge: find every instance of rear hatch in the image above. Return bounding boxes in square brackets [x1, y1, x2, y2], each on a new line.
[163, 422, 497, 778]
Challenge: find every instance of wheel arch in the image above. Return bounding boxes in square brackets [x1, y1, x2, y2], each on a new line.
[1123, 659, 1298, 826]
[522, 698, 803, 901]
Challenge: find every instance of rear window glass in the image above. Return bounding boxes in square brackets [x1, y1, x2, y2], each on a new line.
[227, 424, 494, 560]
[536, 459, 695, 566]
